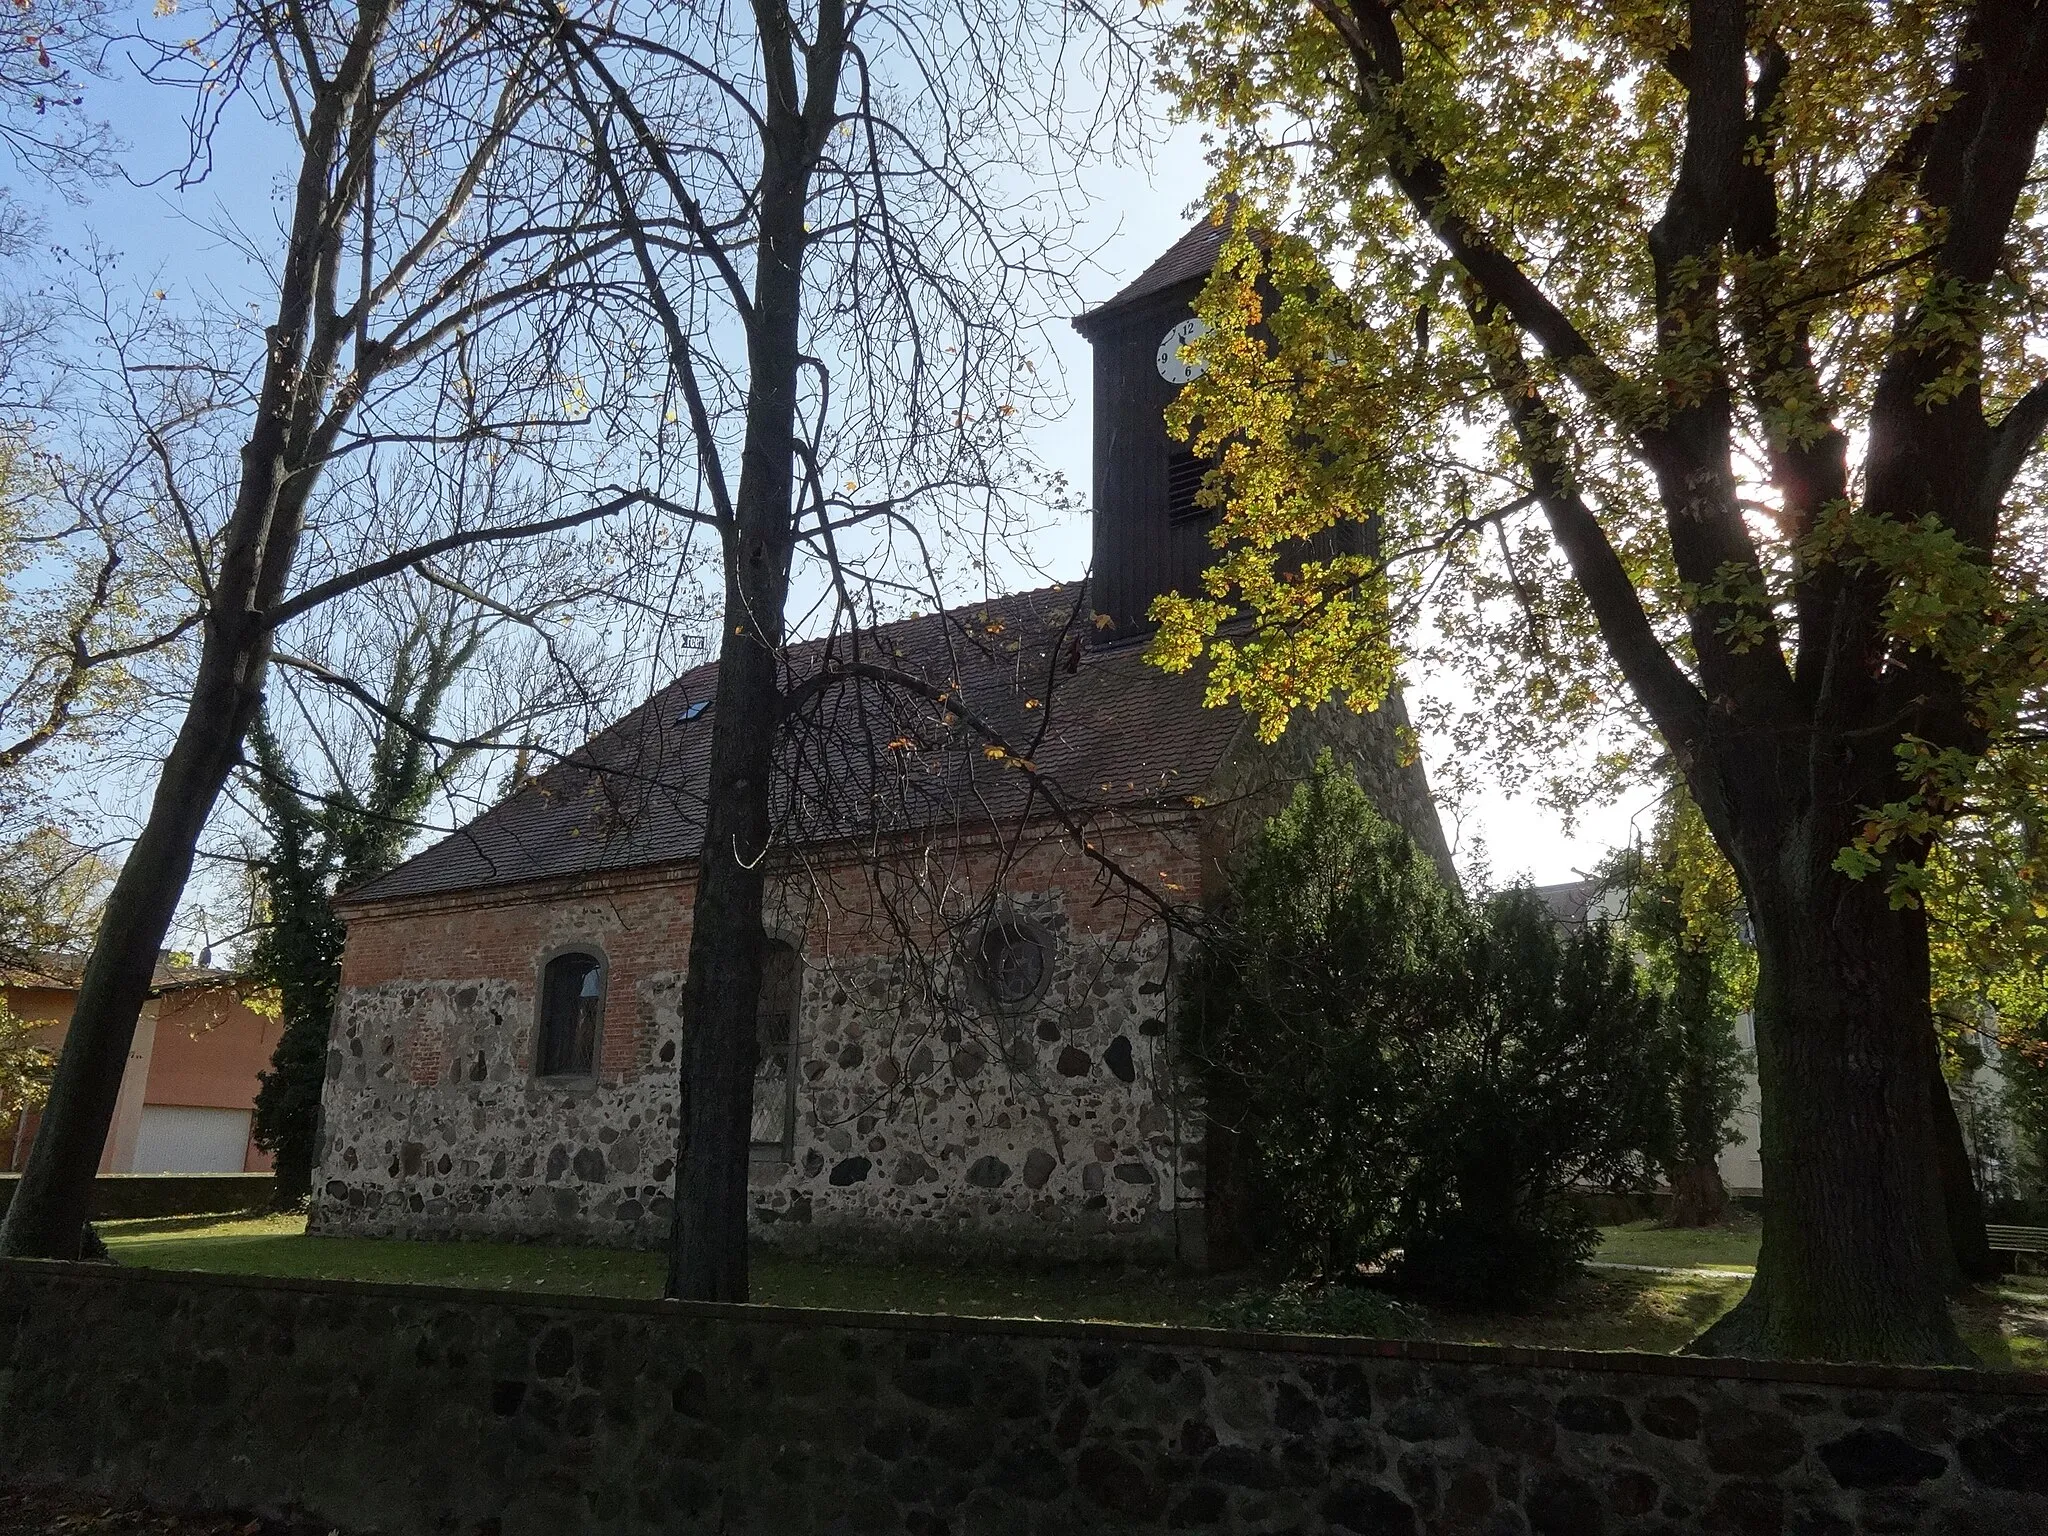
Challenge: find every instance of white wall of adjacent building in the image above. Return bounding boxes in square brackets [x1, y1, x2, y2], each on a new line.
[1715, 1011, 2014, 1201]
[1717, 1012, 1765, 1196]
[132, 1106, 260, 1175]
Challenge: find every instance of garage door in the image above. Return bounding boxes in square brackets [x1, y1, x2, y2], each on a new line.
[133, 1106, 253, 1174]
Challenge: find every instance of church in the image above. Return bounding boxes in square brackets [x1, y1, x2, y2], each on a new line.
[307, 216, 1451, 1264]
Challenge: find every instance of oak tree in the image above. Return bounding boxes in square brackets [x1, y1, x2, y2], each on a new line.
[1158, 0, 2048, 1360]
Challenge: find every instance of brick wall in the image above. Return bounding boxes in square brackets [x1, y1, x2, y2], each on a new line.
[312, 817, 1209, 1258]
[4, 1260, 2044, 1535]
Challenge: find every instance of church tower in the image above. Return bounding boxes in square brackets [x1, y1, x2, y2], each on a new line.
[1070, 215, 1238, 642]
[1071, 213, 1371, 642]
[1075, 213, 1456, 879]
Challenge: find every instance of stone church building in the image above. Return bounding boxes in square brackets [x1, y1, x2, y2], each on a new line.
[308, 217, 1452, 1263]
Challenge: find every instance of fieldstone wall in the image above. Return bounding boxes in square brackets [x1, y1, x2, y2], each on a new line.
[747, 912, 1192, 1258]
[312, 832, 1202, 1260]
[4, 1260, 2045, 1535]
[313, 974, 688, 1247]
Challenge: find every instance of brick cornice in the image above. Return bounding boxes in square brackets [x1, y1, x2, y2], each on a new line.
[333, 807, 1201, 924]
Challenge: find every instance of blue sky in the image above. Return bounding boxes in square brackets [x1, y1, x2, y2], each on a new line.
[29, 30, 1642, 894]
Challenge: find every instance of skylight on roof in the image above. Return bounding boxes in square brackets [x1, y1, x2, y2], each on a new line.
[676, 699, 710, 722]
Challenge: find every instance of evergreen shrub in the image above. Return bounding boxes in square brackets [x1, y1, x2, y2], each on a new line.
[1185, 754, 1675, 1310]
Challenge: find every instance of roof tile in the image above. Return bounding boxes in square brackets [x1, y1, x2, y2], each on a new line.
[1073, 207, 1232, 332]
[345, 583, 1243, 905]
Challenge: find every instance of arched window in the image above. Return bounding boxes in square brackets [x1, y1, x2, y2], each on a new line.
[537, 951, 604, 1078]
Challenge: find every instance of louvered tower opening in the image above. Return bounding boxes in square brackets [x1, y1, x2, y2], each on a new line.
[1166, 450, 1212, 525]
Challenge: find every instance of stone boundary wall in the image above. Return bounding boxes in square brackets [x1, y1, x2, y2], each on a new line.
[3, 1260, 2045, 1535]
[0, 1173, 275, 1222]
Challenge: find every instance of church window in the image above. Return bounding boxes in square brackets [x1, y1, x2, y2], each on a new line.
[973, 916, 1053, 1014]
[752, 940, 801, 1153]
[537, 951, 604, 1078]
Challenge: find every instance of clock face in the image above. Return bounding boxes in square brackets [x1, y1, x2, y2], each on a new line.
[1155, 317, 1211, 384]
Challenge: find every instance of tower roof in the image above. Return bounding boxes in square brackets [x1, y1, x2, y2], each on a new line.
[1072, 205, 1233, 336]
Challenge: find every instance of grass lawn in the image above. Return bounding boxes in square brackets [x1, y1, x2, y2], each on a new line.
[99, 1212, 1234, 1325]
[93, 1211, 2045, 1366]
[1594, 1215, 1760, 1271]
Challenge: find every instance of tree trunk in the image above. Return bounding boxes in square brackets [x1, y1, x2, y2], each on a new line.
[0, 0, 384, 1257]
[1687, 853, 1972, 1363]
[0, 629, 268, 1257]
[1666, 1163, 1729, 1228]
[664, 98, 818, 1301]
[665, 605, 780, 1301]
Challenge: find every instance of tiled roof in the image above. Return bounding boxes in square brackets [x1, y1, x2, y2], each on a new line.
[342, 583, 1247, 907]
[0, 953, 245, 993]
[1073, 206, 1233, 333]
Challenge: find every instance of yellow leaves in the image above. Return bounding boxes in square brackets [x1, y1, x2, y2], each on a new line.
[1150, 3, 2046, 882]
[981, 743, 1037, 773]
[151, 0, 176, 15]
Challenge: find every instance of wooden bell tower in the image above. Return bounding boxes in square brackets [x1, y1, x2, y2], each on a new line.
[1070, 215, 1236, 645]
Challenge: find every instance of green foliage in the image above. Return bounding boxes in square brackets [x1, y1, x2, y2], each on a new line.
[0, 1000, 54, 1127]
[1152, 2, 2045, 750]
[1606, 795, 1754, 1182]
[1394, 888, 1676, 1310]
[1206, 1281, 1422, 1339]
[1183, 754, 1468, 1274]
[2002, 1053, 2048, 1219]
[246, 717, 348, 1203]
[1186, 754, 1674, 1309]
[1148, 4, 2048, 923]
[249, 611, 480, 1201]
[1906, 739, 2048, 1209]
